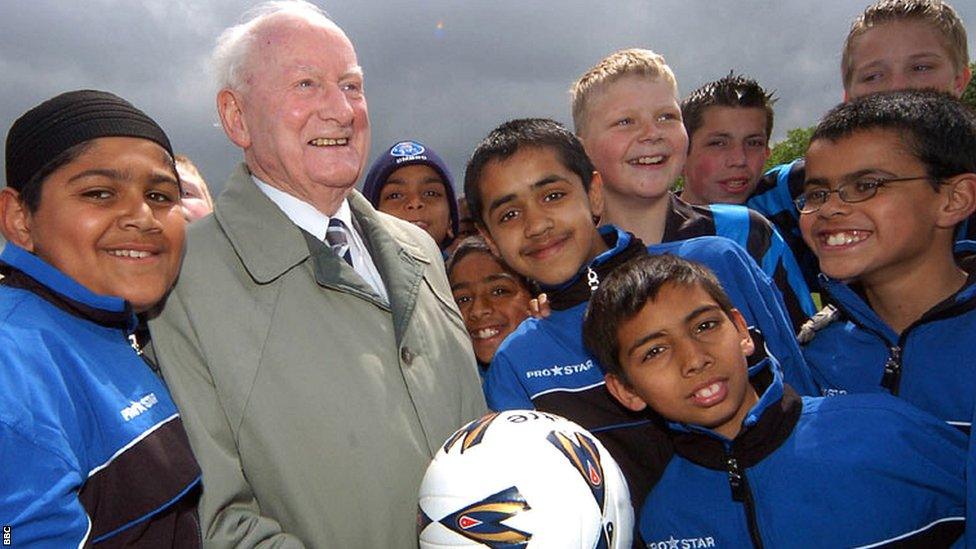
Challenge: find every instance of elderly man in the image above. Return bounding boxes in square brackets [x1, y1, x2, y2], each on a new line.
[148, 1, 486, 546]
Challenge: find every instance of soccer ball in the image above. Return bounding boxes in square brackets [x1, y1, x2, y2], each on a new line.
[418, 410, 633, 548]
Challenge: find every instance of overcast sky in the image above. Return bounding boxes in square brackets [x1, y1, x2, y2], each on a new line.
[2, 0, 974, 195]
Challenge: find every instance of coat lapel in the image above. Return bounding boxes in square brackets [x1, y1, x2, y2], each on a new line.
[213, 165, 431, 342]
[349, 192, 429, 344]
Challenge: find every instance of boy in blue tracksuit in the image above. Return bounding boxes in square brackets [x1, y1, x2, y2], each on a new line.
[583, 254, 966, 547]
[797, 90, 976, 430]
[0, 91, 201, 546]
[463, 117, 815, 506]
[569, 48, 815, 329]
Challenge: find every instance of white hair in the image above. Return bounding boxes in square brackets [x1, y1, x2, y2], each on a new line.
[211, 0, 334, 91]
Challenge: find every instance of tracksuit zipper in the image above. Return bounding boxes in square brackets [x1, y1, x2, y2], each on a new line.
[880, 344, 902, 394]
[829, 279, 975, 397]
[726, 451, 763, 548]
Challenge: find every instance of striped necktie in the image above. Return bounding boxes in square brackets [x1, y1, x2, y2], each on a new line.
[325, 218, 353, 266]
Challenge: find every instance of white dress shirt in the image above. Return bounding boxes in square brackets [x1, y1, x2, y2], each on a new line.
[252, 177, 389, 303]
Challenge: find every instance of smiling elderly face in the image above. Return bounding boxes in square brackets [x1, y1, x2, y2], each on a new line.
[225, 15, 371, 209]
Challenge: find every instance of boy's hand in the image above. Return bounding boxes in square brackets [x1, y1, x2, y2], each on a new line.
[528, 293, 550, 319]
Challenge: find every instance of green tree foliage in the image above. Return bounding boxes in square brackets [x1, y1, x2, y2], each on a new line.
[963, 61, 976, 109]
[764, 125, 815, 171]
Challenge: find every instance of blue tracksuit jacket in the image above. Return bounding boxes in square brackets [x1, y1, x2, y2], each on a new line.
[642, 357, 966, 548]
[665, 193, 815, 329]
[484, 226, 815, 504]
[801, 252, 976, 429]
[0, 244, 201, 547]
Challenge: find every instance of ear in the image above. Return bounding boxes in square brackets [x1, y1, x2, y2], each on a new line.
[762, 145, 771, 164]
[588, 171, 605, 221]
[605, 373, 648, 412]
[842, 89, 851, 103]
[936, 173, 976, 229]
[953, 64, 973, 98]
[729, 308, 756, 357]
[0, 188, 35, 251]
[217, 88, 251, 149]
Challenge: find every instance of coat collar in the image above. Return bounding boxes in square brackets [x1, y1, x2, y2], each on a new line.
[546, 225, 646, 311]
[819, 241, 976, 342]
[214, 163, 433, 342]
[214, 164, 314, 284]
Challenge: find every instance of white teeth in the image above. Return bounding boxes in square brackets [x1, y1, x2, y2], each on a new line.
[109, 250, 152, 258]
[309, 137, 349, 146]
[694, 382, 720, 399]
[632, 155, 665, 165]
[824, 231, 868, 247]
[724, 179, 747, 189]
[473, 328, 500, 340]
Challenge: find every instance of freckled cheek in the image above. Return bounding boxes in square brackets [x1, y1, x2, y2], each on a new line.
[671, 129, 689, 152]
[587, 138, 619, 165]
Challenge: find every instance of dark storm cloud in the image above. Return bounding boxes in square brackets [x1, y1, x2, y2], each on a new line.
[1, 0, 974, 194]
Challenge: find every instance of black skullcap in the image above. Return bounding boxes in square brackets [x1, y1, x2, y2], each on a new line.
[5, 89, 173, 190]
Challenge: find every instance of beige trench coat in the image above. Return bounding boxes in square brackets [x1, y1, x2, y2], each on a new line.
[149, 164, 486, 548]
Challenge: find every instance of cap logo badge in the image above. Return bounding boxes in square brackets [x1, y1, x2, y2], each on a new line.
[390, 141, 426, 157]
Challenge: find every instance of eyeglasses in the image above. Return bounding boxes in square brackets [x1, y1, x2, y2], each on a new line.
[794, 175, 940, 214]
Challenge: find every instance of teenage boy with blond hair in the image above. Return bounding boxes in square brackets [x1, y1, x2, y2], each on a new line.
[748, 0, 973, 285]
[571, 48, 815, 329]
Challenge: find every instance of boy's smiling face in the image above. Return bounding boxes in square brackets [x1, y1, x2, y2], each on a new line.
[845, 20, 972, 100]
[579, 75, 688, 203]
[605, 282, 757, 440]
[800, 129, 949, 284]
[13, 137, 185, 313]
[476, 146, 607, 287]
[682, 106, 770, 205]
[449, 250, 532, 364]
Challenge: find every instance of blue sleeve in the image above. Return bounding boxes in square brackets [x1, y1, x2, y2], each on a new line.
[757, 217, 817, 320]
[711, 204, 817, 326]
[861, 397, 967, 521]
[747, 161, 802, 239]
[820, 395, 967, 546]
[0, 421, 91, 548]
[677, 237, 818, 396]
[483, 350, 535, 412]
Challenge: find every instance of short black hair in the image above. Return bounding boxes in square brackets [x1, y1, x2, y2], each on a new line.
[464, 118, 595, 226]
[682, 72, 776, 144]
[446, 235, 529, 289]
[583, 254, 736, 383]
[810, 89, 976, 190]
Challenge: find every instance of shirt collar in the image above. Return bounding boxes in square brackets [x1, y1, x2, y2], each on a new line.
[252, 175, 353, 241]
